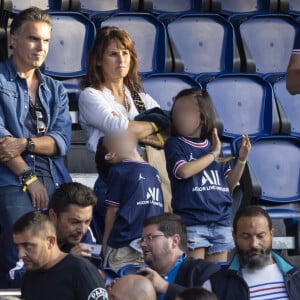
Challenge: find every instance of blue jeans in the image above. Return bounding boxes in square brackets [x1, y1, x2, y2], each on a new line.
[0, 176, 56, 232]
[187, 224, 235, 254]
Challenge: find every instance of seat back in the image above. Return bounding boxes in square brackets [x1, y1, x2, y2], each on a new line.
[44, 12, 96, 78]
[240, 136, 300, 202]
[1, 0, 68, 12]
[167, 14, 239, 75]
[238, 14, 298, 73]
[95, 13, 169, 74]
[146, 0, 196, 14]
[211, 0, 273, 14]
[70, 0, 133, 13]
[273, 76, 300, 137]
[142, 73, 200, 110]
[206, 74, 278, 138]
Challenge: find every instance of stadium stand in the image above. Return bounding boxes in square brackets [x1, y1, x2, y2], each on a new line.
[210, 0, 279, 15]
[273, 75, 300, 137]
[231, 14, 298, 74]
[142, 73, 201, 110]
[166, 13, 240, 76]
[69, 0, 139, 14]
[0, 0, 69, 12]
[279, 0, 300, 15]
[44, 11, 96, 78]
[236, 136, 300, 255]
[141, 0, 209, 14]
[0, 0, 299, 264]
[205, 74, 280, 138]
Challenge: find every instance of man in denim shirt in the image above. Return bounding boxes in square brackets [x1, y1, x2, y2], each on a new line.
[0, 7, 72, 232]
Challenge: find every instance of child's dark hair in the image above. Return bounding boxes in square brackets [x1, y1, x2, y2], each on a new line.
[95, 137, 111, 179]
[177, 287, 218, 300]
[170, 88, 216, 139]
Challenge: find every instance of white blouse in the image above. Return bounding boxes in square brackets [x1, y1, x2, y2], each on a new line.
[79, 86, 159, 152]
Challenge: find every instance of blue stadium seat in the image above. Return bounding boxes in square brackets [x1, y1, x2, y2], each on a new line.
[69, 0, 137, 14]
[206, 74, 280, 139]
[233, 14, 298, 74]
[1, 0, 69, 12]
[90, 12, 171, 74]
[273, 76, 300, 137]
[44, 12, 96, 78]
[210, 0, 278, 15]
[167, 14, 240, 76]
[104, 268, 120, 285]
[142, 0, 207, 14]
[142, 73, 201, 110]
[279, 0, 300, 15]
[235, 135, 300, 255]
[118, 264, 147, 276]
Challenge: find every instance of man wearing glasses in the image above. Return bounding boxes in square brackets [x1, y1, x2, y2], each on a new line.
[138, 213, 220, 300]
[0, 7, 72, 232]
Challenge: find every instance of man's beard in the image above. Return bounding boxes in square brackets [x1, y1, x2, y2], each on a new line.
[237, 244, 272, 270]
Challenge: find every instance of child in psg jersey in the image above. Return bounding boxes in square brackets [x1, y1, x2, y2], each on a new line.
[95, 130, 164, 271]
[164, 88, 251, 262]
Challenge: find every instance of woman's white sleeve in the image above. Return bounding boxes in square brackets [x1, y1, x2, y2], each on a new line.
[79, 89, 129, 134]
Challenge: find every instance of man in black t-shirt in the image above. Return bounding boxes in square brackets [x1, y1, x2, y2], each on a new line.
[13, 211, 108, 300]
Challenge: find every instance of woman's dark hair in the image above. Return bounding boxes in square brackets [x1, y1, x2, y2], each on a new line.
[81, 26, 143, 92]
[170, 88, 216, 139]
[95, 136, 111, 180]
[177, 287, 218, 300]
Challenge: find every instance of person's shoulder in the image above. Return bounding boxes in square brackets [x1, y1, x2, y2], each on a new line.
[182, 256, 220, 273]
[65, 254, 99, 271]
[165, 136, 180, 147]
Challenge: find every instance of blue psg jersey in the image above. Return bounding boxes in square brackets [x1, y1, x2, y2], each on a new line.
[105, 160, 164, 248]
[165, 137, 233, 226]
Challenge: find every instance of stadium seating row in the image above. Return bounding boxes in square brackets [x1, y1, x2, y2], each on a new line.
[1, 12, 298, 77]
[1, 0, 300, 15]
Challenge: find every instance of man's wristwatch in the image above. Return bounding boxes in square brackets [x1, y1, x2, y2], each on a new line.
[25, 138, 35, 154]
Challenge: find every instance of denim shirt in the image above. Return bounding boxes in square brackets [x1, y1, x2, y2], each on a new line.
[0, 57, 72, 187]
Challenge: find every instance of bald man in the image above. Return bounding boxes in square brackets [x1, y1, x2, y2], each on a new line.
[109, 275, 156, 300]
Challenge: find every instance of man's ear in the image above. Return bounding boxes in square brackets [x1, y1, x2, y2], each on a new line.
[171, 234, 181, 249]
[105, 152, 116, 161]
[47, 235, 57, 249]
[10, 34, 17, 50]
[270, 228, 274, 238]
[48, 208, 58, 225]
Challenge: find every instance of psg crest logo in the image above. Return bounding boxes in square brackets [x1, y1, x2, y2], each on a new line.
[88, 288, 108, 300]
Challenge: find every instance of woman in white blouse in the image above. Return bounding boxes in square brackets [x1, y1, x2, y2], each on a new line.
[79, 26, 161, 239]
[79, 26, 160, 153]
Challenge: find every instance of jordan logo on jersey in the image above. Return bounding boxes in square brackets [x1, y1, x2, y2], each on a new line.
[138, 173, 146, 180]
[189, 153, 196, 161]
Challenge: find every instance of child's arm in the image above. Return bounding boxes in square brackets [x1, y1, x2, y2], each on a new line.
[226, 135, 251, 190]
[176, 128, 221, 179]
[102, 205, 118, 258]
